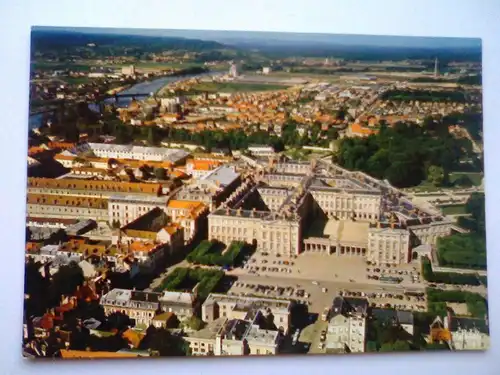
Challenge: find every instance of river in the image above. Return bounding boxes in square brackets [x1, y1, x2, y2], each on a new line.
[28, 71, 221, 130]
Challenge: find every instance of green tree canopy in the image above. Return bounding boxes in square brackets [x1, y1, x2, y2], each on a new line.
[379, 340, 411, 352]
[427, 165, 445, 186]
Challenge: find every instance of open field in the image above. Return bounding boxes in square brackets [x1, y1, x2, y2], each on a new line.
[191, 81, 288, 93]
[440, 204, 468, 216]
[61, 76, 94, 85]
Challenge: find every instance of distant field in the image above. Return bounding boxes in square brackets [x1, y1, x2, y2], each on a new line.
[31, 61, 93, 72]
[114, 62, 204, 70]
[191, 81, 288, 93]
[62, 76, 93, 85]
[440, 205, 468, 215]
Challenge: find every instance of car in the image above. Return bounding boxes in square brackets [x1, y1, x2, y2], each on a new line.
[312, 281, 319, 285]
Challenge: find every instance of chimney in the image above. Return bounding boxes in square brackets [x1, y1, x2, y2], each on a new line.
[445, 309, 452, 329]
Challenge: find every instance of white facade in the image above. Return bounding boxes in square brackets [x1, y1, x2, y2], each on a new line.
[108, 195, 168, 226]
[248, 146, 275, 157]
[86, 143, 189, 164]
[327, 314, 366, 353]
[310, 189, 381, 220]
[208, 209, 301, 257]
[452, 329, 490, 351]
[27, 203, 109, 222]
[367, 226, 410, 265]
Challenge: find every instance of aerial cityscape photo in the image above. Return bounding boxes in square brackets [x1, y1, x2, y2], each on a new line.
[23, 26, 487, 359]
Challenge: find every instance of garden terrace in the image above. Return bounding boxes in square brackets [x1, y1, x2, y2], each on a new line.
[186, 240, 246, 267]
[154, 268, 224, 300]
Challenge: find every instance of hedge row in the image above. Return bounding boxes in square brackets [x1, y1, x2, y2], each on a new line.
[155, 267, 224, 299]
[426, 288, 488, 318]
[186, 240, 245, 267]
[421, 257, 481, 286]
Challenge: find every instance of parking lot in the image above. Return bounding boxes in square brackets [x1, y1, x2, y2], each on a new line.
[236, 252, 425, 288]
[227, 270, 427, 314]
[299, 321, 329, 354]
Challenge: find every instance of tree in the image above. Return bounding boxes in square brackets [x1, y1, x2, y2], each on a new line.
[379, 340, 411, 352]
[184, 316, 205, 331]
[427, 165, 445, 187]
[138, 326, 189, 356]
[154, 167, 167, 180]
[106, 311, 133, 331]
[147, 126, 159, 145]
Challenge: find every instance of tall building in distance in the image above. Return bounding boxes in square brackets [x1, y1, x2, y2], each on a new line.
[122, 64, 136, 76]
[434, 57, 439, 78]
[229, 62, 239, 78]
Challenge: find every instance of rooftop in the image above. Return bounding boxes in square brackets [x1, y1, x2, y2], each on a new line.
[186, 317, 227, 340]
[159, 290, 195, 305]
[59, 349, 146, 359]
[323, 220, 370, 244]
[27, 193, 108, 209]
[28, 177, 161, 195]
[101, 288, 162, 305]
[204, 293, 291, 314]
[86, 142, 190, 163]
[450, 317, 489, 334]
[331, 296, 369, 317]
[244, 324, 279, 346]
[202, 165, 240, 187]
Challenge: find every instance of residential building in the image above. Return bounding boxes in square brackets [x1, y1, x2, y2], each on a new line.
[26, 193, 108, 221]
[326, 297, 368, 353]
[186, 312, 280, 356]
[158, 291, 197, 321]
[443, 315, 490, 351]
[100, 288, 197, 327]
[248, 145, 275, 157]
[83, 143, 190, 164]
[108, 195, 168, 226]
[201, 293, 292, 334]
[28, 178, 162, 199]
[100, 289, 161, 327]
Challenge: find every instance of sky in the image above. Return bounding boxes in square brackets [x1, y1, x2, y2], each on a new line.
[33, 25, 481, 49]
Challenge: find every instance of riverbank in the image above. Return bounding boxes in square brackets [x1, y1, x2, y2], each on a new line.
[28, 70, 222, 130]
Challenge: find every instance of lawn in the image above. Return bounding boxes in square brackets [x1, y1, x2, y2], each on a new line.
[449, 172, 483, 187]
[154, 267, 224, 299]
[440, 204, 468, 215]
[191, 81, 288, 93]
[186, 240, 246, 267]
